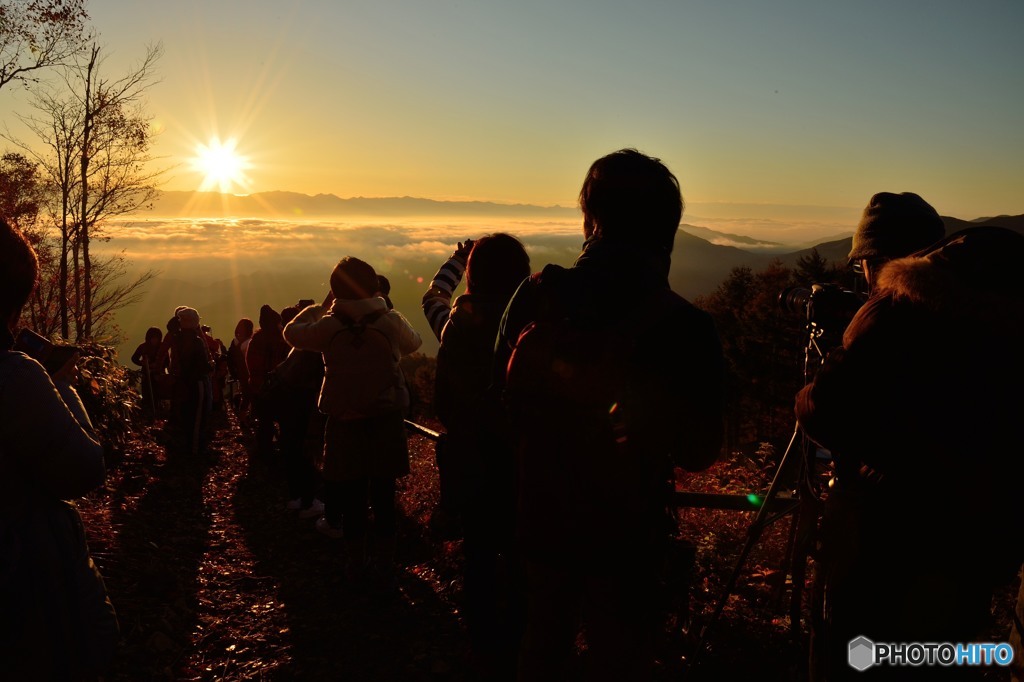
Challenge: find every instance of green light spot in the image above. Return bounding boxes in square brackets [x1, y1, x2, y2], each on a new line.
[747, 494, 763, 508]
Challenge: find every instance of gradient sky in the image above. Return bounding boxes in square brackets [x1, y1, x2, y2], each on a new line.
[3, 0, 1022, 221]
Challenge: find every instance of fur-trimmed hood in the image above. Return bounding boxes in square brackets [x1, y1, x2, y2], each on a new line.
[875, 226, 1024, 318]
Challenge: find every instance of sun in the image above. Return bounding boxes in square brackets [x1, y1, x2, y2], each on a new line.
[192, 137, 250, 193]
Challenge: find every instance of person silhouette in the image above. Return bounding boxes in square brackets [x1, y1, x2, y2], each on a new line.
[496, 149, 725, 681]
[797, 198, 1024, 680]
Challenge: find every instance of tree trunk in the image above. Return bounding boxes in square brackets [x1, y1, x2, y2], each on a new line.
[80, 45, 98, 339]
[72, 235, 82, 340]
[60, 208, 69, 338]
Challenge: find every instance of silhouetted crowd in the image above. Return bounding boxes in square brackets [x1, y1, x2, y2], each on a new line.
[3, 149, 1024, 681]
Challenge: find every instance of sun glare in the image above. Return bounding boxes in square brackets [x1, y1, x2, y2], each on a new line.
[192, 137, 250, 193]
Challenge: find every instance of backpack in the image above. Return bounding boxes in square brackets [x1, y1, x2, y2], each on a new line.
[504, 265, 672, 455]
[327, 310, 402, 417]
[265, 347, 325, 398]
[505, 262, 726, 472]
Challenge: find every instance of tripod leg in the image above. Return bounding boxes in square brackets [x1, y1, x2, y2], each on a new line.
[685, 425, 802, 674]
[776, 502, 801, 610]
[789, 455, 822, 639]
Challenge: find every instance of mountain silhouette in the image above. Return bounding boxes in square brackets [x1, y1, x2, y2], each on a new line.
[151, 190, 578, 219]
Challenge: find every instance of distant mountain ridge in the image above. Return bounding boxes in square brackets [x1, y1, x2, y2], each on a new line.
[151, 190, 578, 218]
[679, 224, 782, 249]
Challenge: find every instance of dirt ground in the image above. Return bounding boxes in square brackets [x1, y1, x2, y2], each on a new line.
[75, 409, 1017, 681]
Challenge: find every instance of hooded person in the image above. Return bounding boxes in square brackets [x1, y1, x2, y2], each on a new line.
[284, 257, 421, 579]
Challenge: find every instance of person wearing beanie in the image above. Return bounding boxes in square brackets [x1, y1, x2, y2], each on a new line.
[176, 306, 201, 331]
[797, 223, 1024, 680]
[848, 191, 945, 290]
[284, 256, 421, 581]
[246, 304, 289, 457]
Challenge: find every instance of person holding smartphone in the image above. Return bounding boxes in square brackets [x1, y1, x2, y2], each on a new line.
[0, 218, 118, 678]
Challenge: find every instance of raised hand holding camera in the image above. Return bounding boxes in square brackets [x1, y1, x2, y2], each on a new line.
[14, 328, 81, 378]
[452, 238, 474, 264]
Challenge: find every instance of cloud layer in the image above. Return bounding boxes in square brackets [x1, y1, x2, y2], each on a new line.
[101, 216, 586, 272]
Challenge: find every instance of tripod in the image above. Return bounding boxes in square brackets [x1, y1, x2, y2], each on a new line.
[685, 317, 833, 674]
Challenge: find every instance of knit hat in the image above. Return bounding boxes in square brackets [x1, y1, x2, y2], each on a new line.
[176, 306, 200, 330]
[848, 192, 945, 264]
[258, 304, 281, 330]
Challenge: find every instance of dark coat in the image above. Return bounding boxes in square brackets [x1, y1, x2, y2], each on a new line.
[0, 333, 118, 678]
[435, 292, 516, 514]
[497, 237, 725, 565]
[796, 227, 1024, 665]
[178, 329, 214, 383]
[246, 327, 289, 396]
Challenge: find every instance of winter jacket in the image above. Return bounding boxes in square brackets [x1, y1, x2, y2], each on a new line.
[130, 341, 163, 373]
[246, 326, 289, 396]
[797, 227, 1024, 578]
[283, 297, 422, 420]
[496, 237, 725, 564]
[0, 337, 118, 678]
[434, 292, 518, 515]
[178, 329, 214, 383]
[435, 292, 509, 430]
[226, 338, 250, 388]
[796, 227, 1024, 673]
[0, 352, 105, 505]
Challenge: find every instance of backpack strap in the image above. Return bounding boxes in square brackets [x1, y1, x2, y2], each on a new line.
[329, 309, 394, 354]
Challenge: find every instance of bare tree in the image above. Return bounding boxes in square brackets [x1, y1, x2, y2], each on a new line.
[4, 42, 164, 342]
[6, 90, 81, 336]
[71, 43, 163, 337]
[0, 0, 90, 91]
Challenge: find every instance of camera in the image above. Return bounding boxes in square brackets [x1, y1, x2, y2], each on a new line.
[779, 283, 863, 332]
[14, 328, 80, 376]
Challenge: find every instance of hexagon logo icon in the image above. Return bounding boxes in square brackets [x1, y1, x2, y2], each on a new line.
[848, 636, 875, 671]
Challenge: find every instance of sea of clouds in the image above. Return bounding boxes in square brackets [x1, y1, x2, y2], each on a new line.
[95, 211, 853, 362]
